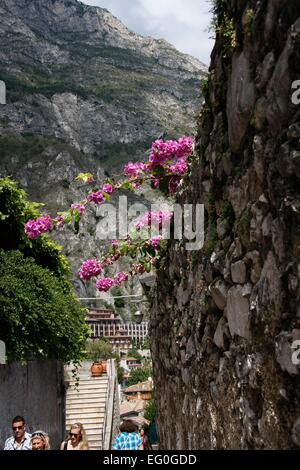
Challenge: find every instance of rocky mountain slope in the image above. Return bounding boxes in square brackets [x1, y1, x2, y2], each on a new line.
[151, 0, 300, 449]
[0, 0, 207, 302]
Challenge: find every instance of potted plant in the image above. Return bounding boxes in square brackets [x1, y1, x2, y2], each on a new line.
[86, 339, 113, 376]
[86, 340, 103, 377]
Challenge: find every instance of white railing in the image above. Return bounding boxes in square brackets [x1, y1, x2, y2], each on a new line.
[102, 359, 118, 450]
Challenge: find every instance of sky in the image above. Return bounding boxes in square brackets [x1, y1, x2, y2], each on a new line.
[81, 0, 214, 65]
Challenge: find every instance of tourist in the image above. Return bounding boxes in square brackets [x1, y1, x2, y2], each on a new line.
[140, 425, 153, 450]
[31, 430, 50, 450]
[4, 415, 32, 450]
[60, 422, 89, 450]
[112, 419, 142, 450]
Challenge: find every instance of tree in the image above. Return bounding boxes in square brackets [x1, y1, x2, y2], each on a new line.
[141, 336, 150, 350]
[0, 250, 89, 363]
[144, 396, 156, 423]
[111, 285, 125, 308]
[86, 338, 113, 362]
[128, 346, 142, 361]
[0, 177, 89, 363]
[127, 365, 152, 386]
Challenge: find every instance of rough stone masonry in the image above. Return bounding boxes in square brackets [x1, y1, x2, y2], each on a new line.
[151, 0, 300, 449]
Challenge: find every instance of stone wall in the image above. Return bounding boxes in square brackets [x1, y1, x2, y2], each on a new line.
[0, 360, 65, 449]
[151, 0, 300, 449]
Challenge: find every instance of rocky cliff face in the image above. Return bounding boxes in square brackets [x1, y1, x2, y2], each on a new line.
[151, 0, 300, 449]
[0, 0, 207, 300]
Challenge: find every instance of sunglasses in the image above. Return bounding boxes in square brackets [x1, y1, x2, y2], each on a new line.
[32, 432, 45, 438]
[13, 426, 24, 431]
[70, 432, 80, 437]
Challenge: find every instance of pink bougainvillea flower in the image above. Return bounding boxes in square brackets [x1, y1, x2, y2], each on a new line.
[135, 210, 173, 230]
[168, 158, 188, 175]
[70, 203, 86, 215]
[24, 215, 53, 240]
[114, 271, 129, 285]
[168, 177, 181, 195]
[132, 264, 145, 274]
[150, 176, 160, 188]
[79, 259, 102, 280]
[150, 235, 163, 248]
[87, 191, 105, 204]
[123, 162, 146, 178]
[96, 277, 114, 292]
[102, 183, 114, 195]
[54, 215, 64, 230]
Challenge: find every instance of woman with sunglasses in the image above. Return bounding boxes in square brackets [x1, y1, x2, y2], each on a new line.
[60, 422, 89, 450]
[31, 430, 50, 450]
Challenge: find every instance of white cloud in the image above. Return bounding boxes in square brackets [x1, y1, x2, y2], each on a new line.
[81, 0, 214, 64]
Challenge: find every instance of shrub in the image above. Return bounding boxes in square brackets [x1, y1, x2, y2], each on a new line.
[0, 250, 89, 363]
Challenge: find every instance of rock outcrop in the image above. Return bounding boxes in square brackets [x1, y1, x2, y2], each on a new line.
[151, 0, 300, 449]
[0, 0, 207, 301]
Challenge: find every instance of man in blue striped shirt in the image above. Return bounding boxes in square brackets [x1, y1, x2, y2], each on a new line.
[4, 416, 32, 450]
[112, 420, 142, 450]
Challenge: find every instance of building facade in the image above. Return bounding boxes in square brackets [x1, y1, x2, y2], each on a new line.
[85, 308, 149, 353]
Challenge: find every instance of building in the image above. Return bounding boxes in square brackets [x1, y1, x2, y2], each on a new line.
[123, 380, 153, 401]
[119, 400, 150, 428]
[85, 308, 149, 352]
[86, 308, 131, 353]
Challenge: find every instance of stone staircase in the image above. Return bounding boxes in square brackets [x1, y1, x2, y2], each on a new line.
[65, 362, 109, 450]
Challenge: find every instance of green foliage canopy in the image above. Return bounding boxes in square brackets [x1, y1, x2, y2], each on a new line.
[0, 250, 89, 363]
[0, 177, 89, 362]
[127, 364, 152, 386]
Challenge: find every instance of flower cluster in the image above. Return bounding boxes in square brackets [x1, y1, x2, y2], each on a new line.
[79, 259, 102, 280]
[123, 162, 146, 179]
[24, 215, 53, 240]
[95, 277, 114, 292]
[87, 191, 104, 204]
[149, 136, 193, 165]
[24, 136, 193, 293]
[149, 235, 163, 248]
[136, 210, 173, 230]
[94, 272, 129, 291]
[70, 203, 86, 216]
[123, 137, 193, 194]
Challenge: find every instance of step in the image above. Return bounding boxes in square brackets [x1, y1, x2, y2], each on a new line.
[68, 379, 108, 386]
[66, 415, 105, 428]
[89, 445, 102, 450]
[67, 396, 106, 405]
[66, 391, 107, 399]
[66, 413, 104, 424]
[87, 437, 103, 445]
[68, 423, 104, 431]
[67, 383, 108, 390]
[66, 409, 105, 417]
[84, 431, 103, 438]
[67, 401, 106, 409]
[68, 377, 108, 383]
[66, 405, 105, 415]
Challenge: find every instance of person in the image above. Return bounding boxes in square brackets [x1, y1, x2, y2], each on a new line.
[4, 416, 32, 450]
[112, 419, 142, 450]
[60, 422, 89, 450]
[31, 430, 50, 450]
[140, 425, 153, 450]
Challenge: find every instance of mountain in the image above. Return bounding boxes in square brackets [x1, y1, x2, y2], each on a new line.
[0, 0, 207, 302]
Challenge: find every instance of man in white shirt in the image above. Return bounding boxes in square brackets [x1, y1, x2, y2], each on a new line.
[4, 416, 32, 450]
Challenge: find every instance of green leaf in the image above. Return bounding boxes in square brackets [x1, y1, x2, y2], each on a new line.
[145, 263, 152, 273]
[75, 173, 94, 183]
[121, 181, 134, 191]
[119, 241, 128, 256]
